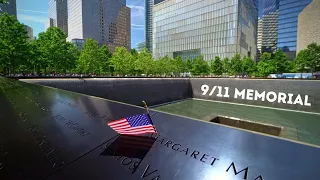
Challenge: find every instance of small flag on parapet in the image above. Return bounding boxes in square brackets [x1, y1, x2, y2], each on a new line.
[107, 113, 157, 135]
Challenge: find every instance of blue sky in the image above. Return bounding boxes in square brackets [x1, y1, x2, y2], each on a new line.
[16, 0, 145, 48]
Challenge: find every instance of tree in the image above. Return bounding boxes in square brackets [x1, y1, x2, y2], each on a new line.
[242, 56, 256, 76]
[211, 56, 223, 75]
[230, 54, 242, 75]
[100, 45, 112, 74]
[256, 52, 276, 77]
[0, 0, 8, 4]
[185, 59, 193, 72]
[191, 55, 210, 76]
[273, 50, 291, 73]
[222, 57, 231, 75]
[76, 38, 104, 74]
[0, 13, 29, 74]
[294, 43, 320, 72]
[154, 55, 173, 75]
[110, 47, 135, 75]
[36, 27, 76, 74]
[134, 48, 154, 75]
[131, 49, 138, 57]
[174, 56, 186, 74]
[135, 42, 146, 52]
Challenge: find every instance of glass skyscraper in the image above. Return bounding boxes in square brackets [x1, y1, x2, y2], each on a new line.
[0, 0, 17, 17]
[145, 0, 153, 52]
[277, 0, 312, 59]
[153, 0, 258, 61]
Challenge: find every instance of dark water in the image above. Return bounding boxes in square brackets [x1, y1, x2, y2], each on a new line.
[154, 99, 320, 146]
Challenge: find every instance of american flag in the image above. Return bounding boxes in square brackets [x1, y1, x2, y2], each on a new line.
[107, 114, 156, 135]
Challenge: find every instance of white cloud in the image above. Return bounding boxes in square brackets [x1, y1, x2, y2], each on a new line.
[128, 5, 144, 17]
[17, 9, 48, 14]
[18, 14, 47, 23]
[132, 27, 144, 30]
[132, 24, 144, 27]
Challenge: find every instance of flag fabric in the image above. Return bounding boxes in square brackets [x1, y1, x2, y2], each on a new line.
[107, 114, 156, 135]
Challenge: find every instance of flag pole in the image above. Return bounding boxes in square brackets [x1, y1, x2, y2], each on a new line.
[142, 100, 158, 134]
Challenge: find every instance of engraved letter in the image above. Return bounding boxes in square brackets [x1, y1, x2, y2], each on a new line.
[200, 154, 209, 163]
[141, 165, 158, 178]
[254, 175, 264, 180]
[217, 86, 223, 97]
[210, 157, 219, 165]
[172, 144, 181, 151]
[190, 151, 200, 159]
[164, 140, 173, 147]
[224, 87, 230, 98]
[226, 162, 248, 179]
[234, 88, 245, 99]
[180, 148, 189, 155]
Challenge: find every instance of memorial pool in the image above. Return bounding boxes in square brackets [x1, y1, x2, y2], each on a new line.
[154, 99, 320, 146]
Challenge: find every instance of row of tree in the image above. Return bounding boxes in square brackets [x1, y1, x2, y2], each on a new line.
[0, 13, 319, 77]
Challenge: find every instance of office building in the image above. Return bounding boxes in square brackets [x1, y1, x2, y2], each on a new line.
[0, 0, 16, 17]
[24, 25, 34, 41]
[256, 18, 262, 61]
[46, 0, 68, 36]
[153, 0, 258, 61]
[261, 10, 279, 54]
[67, 0, 130, 52]
[145, 0, 152, 52]
[278, 0, 312, 59]
[297, 0, 320, 54]
[263, 0, 279, 16]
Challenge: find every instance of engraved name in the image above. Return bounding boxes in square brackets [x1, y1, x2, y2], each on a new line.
[53, 115, 90, 136]
[28, 126, 65, 168]
[153, 134, 263, 180]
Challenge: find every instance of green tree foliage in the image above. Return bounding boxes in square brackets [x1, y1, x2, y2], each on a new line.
[230, 54, 242, 75]
[134, 48, 154, 75]
[174, 56, 186, 74]
[294, 43, 320, 72]
[154, 55, 173, 75]
[185, 59, 193, 72]
[211, 56, 223, 75]
[130, 49, 138, 57]
[242, 56, 256, 76]
[36, 27, 77, 73]
[110, 47, 135, 75]
[100, 45, 112, 74]
[76, 38, 104, 74]
[0, 0, 8, 4]
[135, 42, 146, 52]
[256, 52, 276, 77]
[222, 57, 231, 74]
[0, 13, 29, 74]
[191, 55, 210, 76]
[273, 50, 292, 73]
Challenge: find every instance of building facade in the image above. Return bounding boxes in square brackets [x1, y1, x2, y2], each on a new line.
[277, 0, 312, 59]
[261, 10, 279, 54]
[67, 0, 130, 51]
[152, 0, 258, 61]
[24, 25, 34, 41]
[145, 0, 153, 52]
[297, 0, 320, 54]
[0, 0, 16, 17]
[47, 0, 68, 35]
[263, 0, 279, 16]
[256, 18, 262, 61]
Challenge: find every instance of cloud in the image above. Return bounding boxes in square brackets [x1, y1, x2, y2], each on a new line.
[132, 27, 144, 30]
[132, 24, 144, 27]
[128, 5, 144, 17]
[17, 9, 48, 14]
[18, 14, 47, 23]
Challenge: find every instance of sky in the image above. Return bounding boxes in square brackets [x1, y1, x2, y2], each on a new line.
[16, 0, 145, 48]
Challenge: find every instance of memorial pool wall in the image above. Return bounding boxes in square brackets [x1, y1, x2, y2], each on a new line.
[20, 78, 320, 113]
